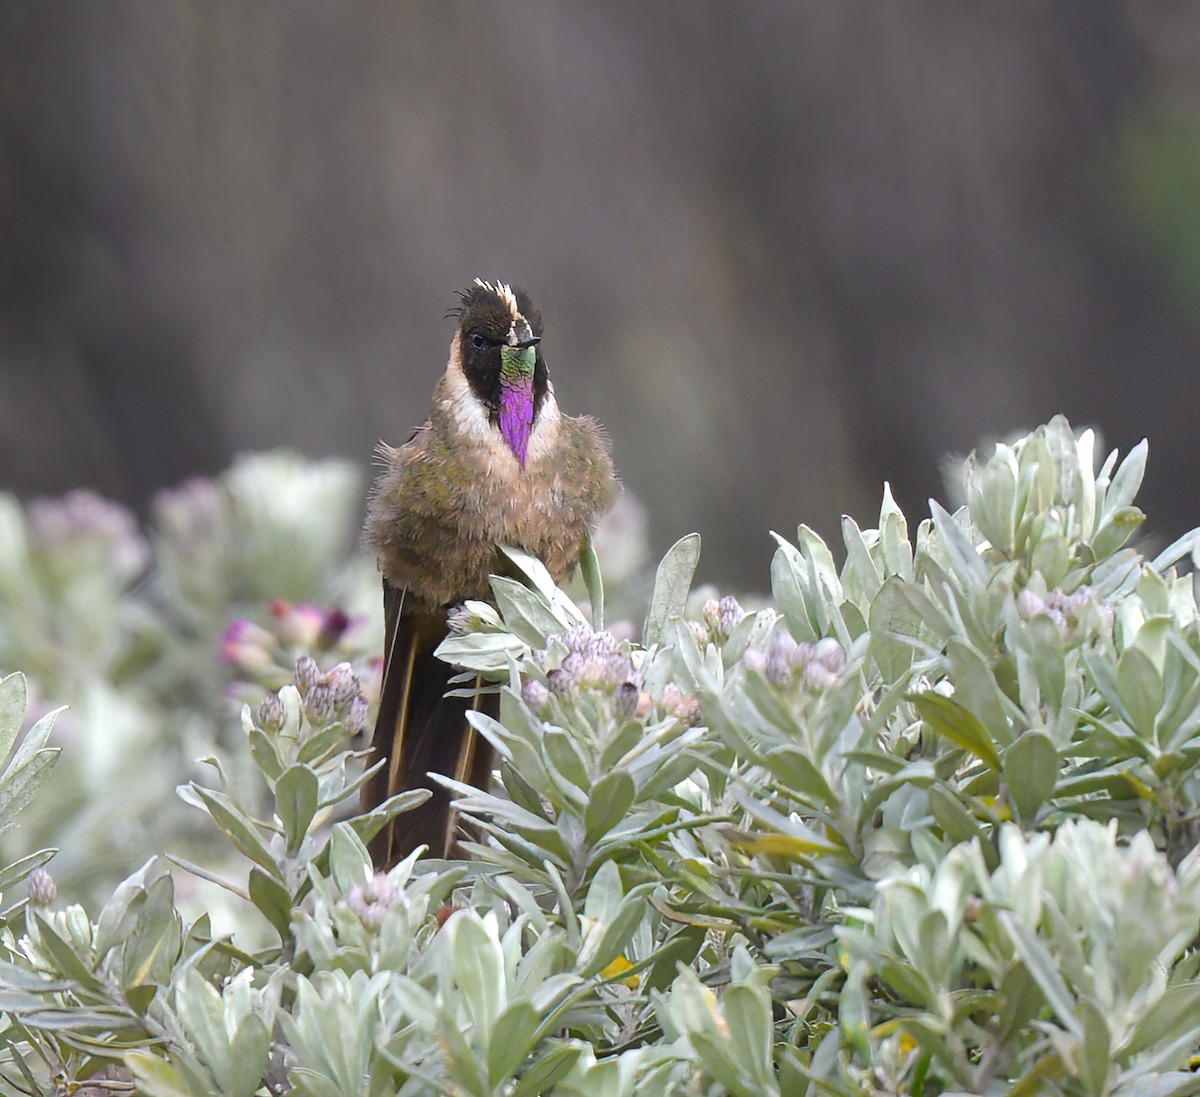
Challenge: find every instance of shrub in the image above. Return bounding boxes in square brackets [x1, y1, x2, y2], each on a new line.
[2, 416, 1200, 1095]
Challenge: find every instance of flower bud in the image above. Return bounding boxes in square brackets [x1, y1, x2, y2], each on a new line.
[305, 684, 337, 725]
[294, 655, 320, 695]
[257, 690, 286, 732]
[323, 662, 361, 707]
[28, 867, 56, 907]
[446, 604, 474, 636]
[717, 596, 747, 635]
[615, 681, 639, 718]
[344, 695, 369, 735]
[521, 679, 551, 715]
[813, 637, 845, 674]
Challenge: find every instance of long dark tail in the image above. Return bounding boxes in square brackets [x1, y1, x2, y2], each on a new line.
[362, 581, 496, 867]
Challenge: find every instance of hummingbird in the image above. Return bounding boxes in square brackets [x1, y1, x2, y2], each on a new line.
[361, 279, 619, 866]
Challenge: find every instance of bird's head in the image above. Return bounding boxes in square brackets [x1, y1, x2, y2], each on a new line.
[450, 279, 548, 467]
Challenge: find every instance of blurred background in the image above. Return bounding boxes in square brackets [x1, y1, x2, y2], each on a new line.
[2, 1, 1199, 591]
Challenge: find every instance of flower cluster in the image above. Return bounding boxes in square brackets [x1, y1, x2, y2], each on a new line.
[523, 625, 640, 713]
[702, 595, 747, 642]
[219, 600, 362, 678]
[27, 489, 149, 584]
[548, 626, 638, 695]
[344, 872, 400, 930]
[660, 682, 703, 726]
[152, 477, 226, 552]
[1016, 585, 1110, 637]
[258, 657, 369, 733]
[744, 632, 846, 691]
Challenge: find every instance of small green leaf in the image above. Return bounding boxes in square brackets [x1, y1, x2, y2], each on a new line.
[579, 532, 605, 629]
[1004, 731, 1058, 822]
[189, 787, 280, 877]
[929, 500, 988, 586]
[1093, 506, 1145, 559]
[1117, 646, 1163, 740]
[510, 1042, 582, 1097]
[125, 983, 157, 1016]
[869, 577, 925, 683]
[723, 984, 776, 1091]
[31, 916, 101, 991]
[327, 821, 373, 893]
[1076, 996, 1112, 1096]
[0, 672, 28, 764]
[928, 784, 983, 844]
[247, 728, 283, 782]
[249, 868, 292, 938]
[1102, 438, 1147, 521]
[1001, 911, 1081, 1038]
[275, 764, 319, 854]
[448, 911, 506, 1036]
[841, 515, 883, 601]
[912, 691, 1002, 771]
[758, 748, 838, 809]
[0, 848, 55, 893]
[584, 771, 635, 846]
[491, 576, 564, 646]
[645, 533, 701, 646]
[487, 1000, 541, 1087]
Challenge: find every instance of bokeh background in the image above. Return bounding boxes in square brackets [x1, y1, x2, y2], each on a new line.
[3, 2, 1199, 591]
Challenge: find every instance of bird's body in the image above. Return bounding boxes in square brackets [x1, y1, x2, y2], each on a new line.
[362, 280, 617, 866]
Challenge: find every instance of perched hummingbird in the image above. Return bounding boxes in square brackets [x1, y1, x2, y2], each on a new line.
[361, 279, 618, 866]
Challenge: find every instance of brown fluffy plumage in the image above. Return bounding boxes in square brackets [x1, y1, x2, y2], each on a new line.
[362, 282, 618, 866]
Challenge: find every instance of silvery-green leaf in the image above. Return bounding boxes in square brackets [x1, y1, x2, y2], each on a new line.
[487, 999, 541, 1087]
[1117, 646, 1163, 740]
[436, 631, 527, 674]
[1004, 731, 1058, 823]
[929, 500, 988, 587]
[498, 543, 588, 629]
[327, 821, 372, 894]
[509, 1042, 583, 1097]
[1000, 911, 1081, 1038]
[721, 984, 777, 1093]
[491, 575, 565, 646]
[879, 482, 913, 579]
[190, 787, 279, 877]
[276, 764, 319, 855]
[947, 639, 1014, 747]
[1094, 506, 1146, 559]
[248, 868, 292, 938]
[3, 703, 61, 775]
[841, 515, 882, 602]
[912, 691, 1002, 772]
[447, 911, 507, 1037]
[0, 672, 27, 765]
[1102, 438, 1148, 522]
[0, 847, 54, 894]
[578, 533, 605, 629]
[584, 771, 635, 847]
[645, 533, 701, 646]
[867, 577, 928, 683]
[1076, 996, 1112, 1095]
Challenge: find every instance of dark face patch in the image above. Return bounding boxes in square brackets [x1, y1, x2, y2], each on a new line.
[451, 282, 549, 420]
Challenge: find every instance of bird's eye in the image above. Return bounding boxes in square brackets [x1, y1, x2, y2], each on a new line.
[469, 332, 488, 350]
